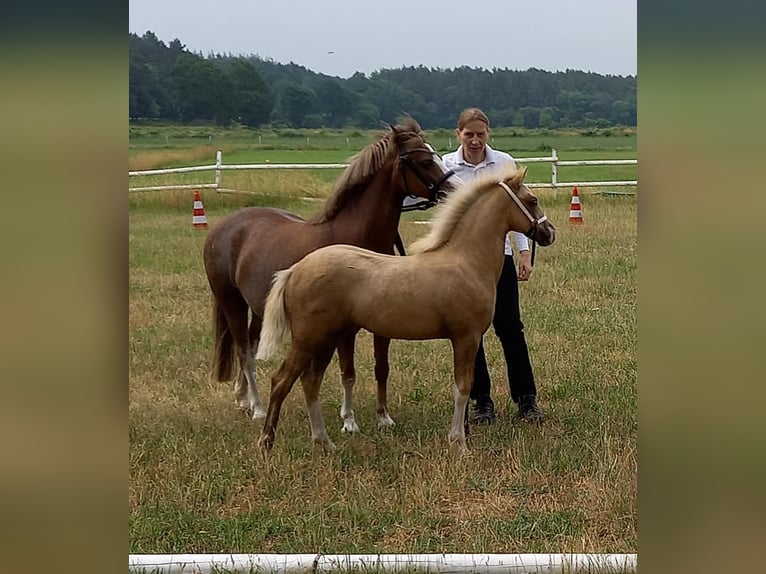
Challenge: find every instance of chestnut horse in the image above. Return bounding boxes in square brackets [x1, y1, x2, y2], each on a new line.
[255, 166, 556, 454]
[203, 118, 456, 422]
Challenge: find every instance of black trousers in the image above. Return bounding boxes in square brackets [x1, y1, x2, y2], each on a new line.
[471, 254, 537, 404]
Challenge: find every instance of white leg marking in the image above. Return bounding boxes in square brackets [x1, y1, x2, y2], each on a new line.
[340, 377, 360, 433]
[234, 375, 247, 401]
[244, 354, 265, 419]
[248, 388, 266, 420]
[234, 349, 266, 419]
[448, 384, 470, 454]
[308, 400, 336, 452]
[376, 411, 395, 430]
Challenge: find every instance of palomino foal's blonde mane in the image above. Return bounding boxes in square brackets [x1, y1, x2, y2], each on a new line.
[410, 165, 527, 254]
[309, 117, 423, 224]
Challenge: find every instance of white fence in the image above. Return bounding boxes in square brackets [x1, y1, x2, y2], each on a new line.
[129, 552, 637, 573]
[128, 149, 637, 194]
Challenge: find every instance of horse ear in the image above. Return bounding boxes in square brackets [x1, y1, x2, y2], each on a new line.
[508, 165, 528, 189]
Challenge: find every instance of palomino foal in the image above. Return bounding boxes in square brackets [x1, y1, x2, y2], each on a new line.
[256, 166, 555, 454]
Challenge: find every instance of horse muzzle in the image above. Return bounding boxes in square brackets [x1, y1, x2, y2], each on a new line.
[530, 220, 556, 246]
[433, 169, 458, 201]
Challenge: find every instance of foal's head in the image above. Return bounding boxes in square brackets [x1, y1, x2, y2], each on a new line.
[409, 165, 555, 254]
[499, 167, 556, 246]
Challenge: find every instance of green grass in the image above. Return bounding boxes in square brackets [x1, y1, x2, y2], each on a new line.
[129, 124, 635, 153]
[129, 154, 636, 555]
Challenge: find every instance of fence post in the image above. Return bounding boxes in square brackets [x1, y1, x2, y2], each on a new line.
[551, 147, 558, 199]
[215, 150, 222, 192]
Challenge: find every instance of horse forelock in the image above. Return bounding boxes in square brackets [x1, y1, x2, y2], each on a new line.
[390, 116, 424, 177]
[309, 119, 424, 224]
[410, 165, 523, 254]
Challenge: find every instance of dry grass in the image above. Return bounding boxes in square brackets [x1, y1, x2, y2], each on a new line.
[128, 145, 236, 171]
[129, 183, 636, 556]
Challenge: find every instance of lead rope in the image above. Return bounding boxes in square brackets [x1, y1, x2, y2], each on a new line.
[531, 239, 537, 267]
[394, 231, 406, 256]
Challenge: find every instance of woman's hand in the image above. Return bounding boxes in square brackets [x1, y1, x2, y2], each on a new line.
[518, 250, 533, 281]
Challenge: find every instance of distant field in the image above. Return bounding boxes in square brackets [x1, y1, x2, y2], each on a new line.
[129, 124, 636, 157]
[129, 131, 637, 556]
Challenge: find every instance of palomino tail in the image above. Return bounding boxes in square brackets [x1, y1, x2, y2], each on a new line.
[211, 297, 236, 381]
[255, 268, 293, 360]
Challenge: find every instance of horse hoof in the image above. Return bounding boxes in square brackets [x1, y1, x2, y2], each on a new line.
[341, 419, 360, 434]
[250, 406, 267, 420]
[322, 441, 337, 454]
[376, 413, 395, 429]
[449, 441, 470, 456]
[258, 435, 274, 450]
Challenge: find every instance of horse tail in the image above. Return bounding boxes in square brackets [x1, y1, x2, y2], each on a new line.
[256, 268, 293, 361]
[211, 298, 236, 381]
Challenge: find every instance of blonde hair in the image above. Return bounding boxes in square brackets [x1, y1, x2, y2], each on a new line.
[457, 108, 490, 130]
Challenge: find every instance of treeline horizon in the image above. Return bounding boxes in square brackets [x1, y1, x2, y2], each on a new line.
[130, 31, 636, 130]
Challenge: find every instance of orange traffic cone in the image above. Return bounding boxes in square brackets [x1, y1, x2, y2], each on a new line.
[569, 186, 583, 224]
[192, 190, 208, 229]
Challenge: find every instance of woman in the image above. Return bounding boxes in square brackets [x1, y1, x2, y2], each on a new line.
[441, 108, 544, 424]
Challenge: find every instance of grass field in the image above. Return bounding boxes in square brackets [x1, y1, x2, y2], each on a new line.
[129, 124, 636, 155]
[129, 128, 636, 561]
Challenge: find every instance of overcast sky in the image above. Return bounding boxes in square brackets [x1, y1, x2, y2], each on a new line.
[129, 0, 636, 79]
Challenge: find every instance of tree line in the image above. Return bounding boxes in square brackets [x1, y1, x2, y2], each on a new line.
[130, 31, 636, 130]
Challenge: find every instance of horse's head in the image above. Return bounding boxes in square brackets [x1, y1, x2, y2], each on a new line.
[499, 167, 556, 246]
[390, 119, 458, 208]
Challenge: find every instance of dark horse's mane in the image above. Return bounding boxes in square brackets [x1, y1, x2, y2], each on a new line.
[307, 117, 423, 224]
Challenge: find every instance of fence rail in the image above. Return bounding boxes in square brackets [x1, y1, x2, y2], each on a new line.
[129, 149, 637, 194]
[129, 553, 638, 574]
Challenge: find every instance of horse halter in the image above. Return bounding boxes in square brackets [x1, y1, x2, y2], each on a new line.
[497, 180, 548, 266]
[399, 143, 455, 207]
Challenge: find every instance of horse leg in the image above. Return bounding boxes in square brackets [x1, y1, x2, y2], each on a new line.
[240, 313, 266, 420]
[235, 351, 266, 420]
[300, 346, 337, 453]
[448, 336, 481, 454]
[217, 294, 265, 419]
[258, 347, 310, 451]
[373, 335, 395, 429]
[336, 333, 360, 434]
